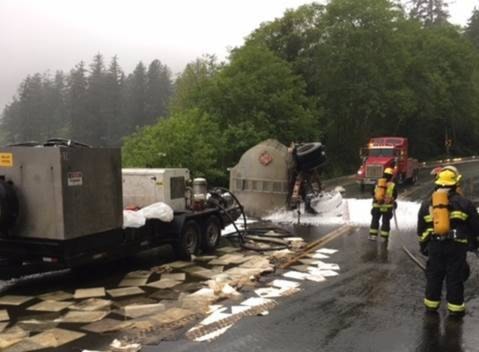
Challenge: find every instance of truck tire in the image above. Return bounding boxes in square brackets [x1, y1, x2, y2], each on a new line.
[295, 143, 327, 171]
[201, 216, 221, 252]
[173, 220, 200, 260]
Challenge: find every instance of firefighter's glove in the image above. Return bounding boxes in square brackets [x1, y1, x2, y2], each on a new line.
[419, 241, 429, 256]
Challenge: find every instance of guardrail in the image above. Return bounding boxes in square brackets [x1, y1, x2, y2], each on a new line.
[420, 155, 479, 168]
[321, 156, 479, 189]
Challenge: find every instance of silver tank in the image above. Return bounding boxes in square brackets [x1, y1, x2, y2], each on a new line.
[229, 139, 293, 218]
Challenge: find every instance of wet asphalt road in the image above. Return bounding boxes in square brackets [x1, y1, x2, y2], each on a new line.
[3, 160, 479, 351]
[143, 160, 479, 352]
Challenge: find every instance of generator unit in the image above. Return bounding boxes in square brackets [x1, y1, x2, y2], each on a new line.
[0, 146, 123, 240]
[122, 168, 189, 211]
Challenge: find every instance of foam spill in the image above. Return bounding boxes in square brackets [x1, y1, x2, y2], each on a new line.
[265, 199, 421, 231]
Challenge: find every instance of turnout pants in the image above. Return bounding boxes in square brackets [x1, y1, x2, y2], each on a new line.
[424, 240, 467, 313]
[370, 207, 393, 238]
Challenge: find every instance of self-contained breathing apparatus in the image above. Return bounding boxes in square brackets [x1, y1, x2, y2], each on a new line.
[432, 189, 450, 237]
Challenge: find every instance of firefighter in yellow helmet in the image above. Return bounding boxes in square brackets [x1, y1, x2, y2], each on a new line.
[417, 168, 479, 317]
[369, 167, 397, 241]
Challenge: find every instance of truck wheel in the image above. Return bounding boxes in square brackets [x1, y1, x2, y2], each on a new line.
[295, 143, 327, 171]
[201, 216, 221, 252]
[173, 220, 200, 260]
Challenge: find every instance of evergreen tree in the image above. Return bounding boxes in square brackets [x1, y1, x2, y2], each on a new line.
[145, 59, 172, 125]
[465, 8, 479, 49]
[124, 62, 148, 132]
[15, 74, 45, 141]
[85, 53, 108, 145]
[42, 71, 67, 139]
[1, 98, 21, 143]
[68, 61, 89, 143]
[104, 56, 125, 145]
[409, 0, 449, 26]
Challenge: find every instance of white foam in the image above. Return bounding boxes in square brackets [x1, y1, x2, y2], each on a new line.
[264, 199, 421, 231]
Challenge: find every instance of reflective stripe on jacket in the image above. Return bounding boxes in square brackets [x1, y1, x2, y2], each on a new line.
[417, 191, 479, 244]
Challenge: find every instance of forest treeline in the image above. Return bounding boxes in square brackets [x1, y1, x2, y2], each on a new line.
[3, 0, 479, 184]
[1, 55, 172, 146]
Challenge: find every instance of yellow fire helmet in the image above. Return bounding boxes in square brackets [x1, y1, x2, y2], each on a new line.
[384, 167, 394, 176]
[442, 165, 462, 181]
[442, 165, 459, 175]
[435, 169, 458, 187]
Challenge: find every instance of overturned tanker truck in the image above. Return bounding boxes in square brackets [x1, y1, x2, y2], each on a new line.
[0, 139, 240, 278]
[230, 139, 341, 218]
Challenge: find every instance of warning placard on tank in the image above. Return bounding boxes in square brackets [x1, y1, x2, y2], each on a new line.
[0, 153, 13, 167]
[67, 171, 83, 186]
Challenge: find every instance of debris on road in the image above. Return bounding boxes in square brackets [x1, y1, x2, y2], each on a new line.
[110, 338, 142, 352]
[69, 298, 112, 311]
[0, 295, 34, 306]
[147, 278, 183, 289]
[4, 328, 85, 351]
[283, 271, 310, 280]
[162, 261, 192, 269]
[82, 318, 133, 334]
[73, 288, 106, 299]
[122, 302, 166, 318]
[16, 319, 59, 333]
[55, 310, 109, 323]
[37, 291, 73, 301]
[27, 300, 73, 312]
[0, 326, 28, 349]
[316, 248, 339, 255]
[160, 272, 186, 281]
[107, 287, 144, 298]
[0, 221, 347, 351]
[0, 310, 9, 321]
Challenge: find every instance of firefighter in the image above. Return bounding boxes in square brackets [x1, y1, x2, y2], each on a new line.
[369, 167, 397, 241]
[417, 168, 479, 317]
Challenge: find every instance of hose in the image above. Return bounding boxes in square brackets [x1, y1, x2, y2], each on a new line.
[390, 209, 427, 272]
[209, 187, 290, 251]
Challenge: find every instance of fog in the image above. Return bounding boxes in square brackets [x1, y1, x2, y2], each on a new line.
[0, 0, 476, 110]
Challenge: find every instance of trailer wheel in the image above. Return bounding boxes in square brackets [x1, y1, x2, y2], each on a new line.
[201, 216, 221, 252]
[173, 220, 200, 260]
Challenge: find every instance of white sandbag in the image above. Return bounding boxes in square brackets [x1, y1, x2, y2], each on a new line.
[139, 202, 174, 222]
[122, 210, 146, 229]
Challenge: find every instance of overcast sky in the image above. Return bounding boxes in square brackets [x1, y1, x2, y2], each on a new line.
[0, 0, 477, 110]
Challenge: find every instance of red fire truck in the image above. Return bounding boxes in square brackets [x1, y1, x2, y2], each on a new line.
[356, 137, 419, 191]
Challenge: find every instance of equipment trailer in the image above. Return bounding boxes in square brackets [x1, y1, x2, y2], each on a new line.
[0, 140, 240, 279]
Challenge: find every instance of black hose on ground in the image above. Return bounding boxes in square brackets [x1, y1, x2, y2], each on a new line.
[209, 187, 290, 251]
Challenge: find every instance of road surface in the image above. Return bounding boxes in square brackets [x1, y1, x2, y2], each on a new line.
[3, 160, 479, 352]
[144, 160, 479, 352]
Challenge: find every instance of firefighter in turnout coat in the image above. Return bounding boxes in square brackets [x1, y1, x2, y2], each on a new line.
[369, 167, 397, 241]
[417, 168, 479, 317]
